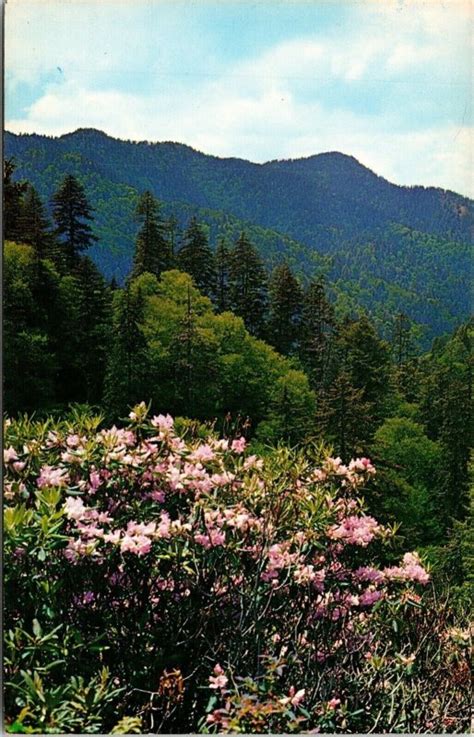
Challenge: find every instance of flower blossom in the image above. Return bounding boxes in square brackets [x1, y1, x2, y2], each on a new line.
[384, 551, 429, 585]
[4, 446, 18, 464]
[37, 465, 69, 489]
[328, 515, 381, 546]
[280, 686, 305, 707]
[209, 663, 228, 690]
[231, 437, 246, 453]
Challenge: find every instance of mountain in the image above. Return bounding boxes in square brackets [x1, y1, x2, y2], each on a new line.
[5, 128, 473, 344]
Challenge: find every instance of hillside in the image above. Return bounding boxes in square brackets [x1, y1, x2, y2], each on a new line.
[5, 128, 473, 343]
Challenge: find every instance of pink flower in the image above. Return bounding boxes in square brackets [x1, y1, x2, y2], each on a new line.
[328, 515, 381, 546]
[359, 589, 383, 607]
[384, 552, 430, 585]
[4, 446, 18, 464]
[189, 444, 215, 463]
[280, 686, 305, 707]
[231, 437, 246, 453]
[327, 698, 341, 710]
[37, 465, 68, 489]
[354, 566, 385, 585]
[209, 664, 228, 690]
[89, 471, 101, 492]
[157, 512, 171, 538]
[64, 497, 86, 521]
[151, 414, 174, 431]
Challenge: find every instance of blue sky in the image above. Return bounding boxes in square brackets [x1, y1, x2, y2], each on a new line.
[5, 0, 473, 196]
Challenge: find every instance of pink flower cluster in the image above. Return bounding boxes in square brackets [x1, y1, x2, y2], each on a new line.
[328, 515, 381, 546]
[384, 552, 430, 585]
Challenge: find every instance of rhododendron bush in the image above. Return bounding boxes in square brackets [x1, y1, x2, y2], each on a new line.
[4, 406, 470, 734]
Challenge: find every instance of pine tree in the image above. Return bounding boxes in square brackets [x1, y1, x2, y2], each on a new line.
[335, 314, 392, 437]
[178, 217, 216, 298]
[166, 214, 179, 263]
[300, 277, 336, 390]
[104, 284, 149, 414]
[323, 370, 371, 458]
[132, 191, 172, 279]
[267, 263, 303, 355]
[75, 258, 112, 403]
[229, 232, 268, 337]
[51, 174, 97, 267]
[215, 237, 230, 312]
[19, 184, 55, 260]
[4, 158, 27, 241]
[169, 284, 218, 417]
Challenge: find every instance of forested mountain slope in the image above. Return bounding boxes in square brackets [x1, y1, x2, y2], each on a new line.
[5, 128, 472, 343]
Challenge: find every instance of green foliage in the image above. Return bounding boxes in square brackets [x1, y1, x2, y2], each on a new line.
[229, 232, 268, 337]
[178, 216, 216, 298]
[267, 263, 303, 355]
[5, 130, 472, 343]
[51, 174, 98, 266]
[373, 418, 443, 545]
[132, 190, 172, 279]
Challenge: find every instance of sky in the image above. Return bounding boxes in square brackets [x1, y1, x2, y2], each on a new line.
[5, 0, 474, 196]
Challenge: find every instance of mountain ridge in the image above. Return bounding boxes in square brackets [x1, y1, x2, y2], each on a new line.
[4, 128, 472, 346]
[7, 127, 470, 198]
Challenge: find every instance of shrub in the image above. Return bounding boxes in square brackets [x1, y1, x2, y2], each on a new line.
[3, 405, 470, 733]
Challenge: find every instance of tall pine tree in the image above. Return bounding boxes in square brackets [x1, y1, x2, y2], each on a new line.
[267, 263, 303, 355]
[19, 184, 55, 261]
[104, 283, 150, 415]
[300, 277, 336, 390]
[229, 232, 268, 337]
[178, 217, 216, 298]
[4, 158, 27, 241]
[51, 174, 97, 268]
[215, 237, 230, 312]
[132, 191, 172, 279]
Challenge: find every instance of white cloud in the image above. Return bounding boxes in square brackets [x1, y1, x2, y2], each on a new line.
[5, 0, 473, 196]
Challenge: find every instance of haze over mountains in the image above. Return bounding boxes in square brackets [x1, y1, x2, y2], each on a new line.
[5, 128, 473, 345]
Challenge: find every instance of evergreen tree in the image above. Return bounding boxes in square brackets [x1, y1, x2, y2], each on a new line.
[51, 174, 97, 267]
[75, 258, 112, 404]
[267, 263, 303, 355]
[132, 191, 172, 279]
[169, 284, 218, 417]
[19, 184, 55, 260]
[166, 214, 179, 263]
[215, 237, 230, 312]
[178, 217, 216, 298]
[336, 314, 392, 435]
[229, 232, 268, 337]
[104, 283, 150, 414]
[323, 370, 371, 458]
[420, 322, 473, 521]
[4, 158, 27, 241]
[300, 277, 336, 390]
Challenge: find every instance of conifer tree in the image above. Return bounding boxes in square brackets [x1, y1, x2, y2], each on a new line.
[75, 258, 112, 403]
[169, 284, 218, 417]
[267, 263, 303, 355]
[300, 277, 336, 390]
[4, 158, 27, 241]
[323, 370, 371, 458]
[229, 232, 268, 337]
[215, 237, 230, 312]
[104, 283, 149, 414]
[166, 214, 179, 263]
[132, 191, 172, 279]
[19, 184, 55, 260]
[51, 174, 97, 267]
[336, 314, 392, 436]
[178, 216, 216, 298]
